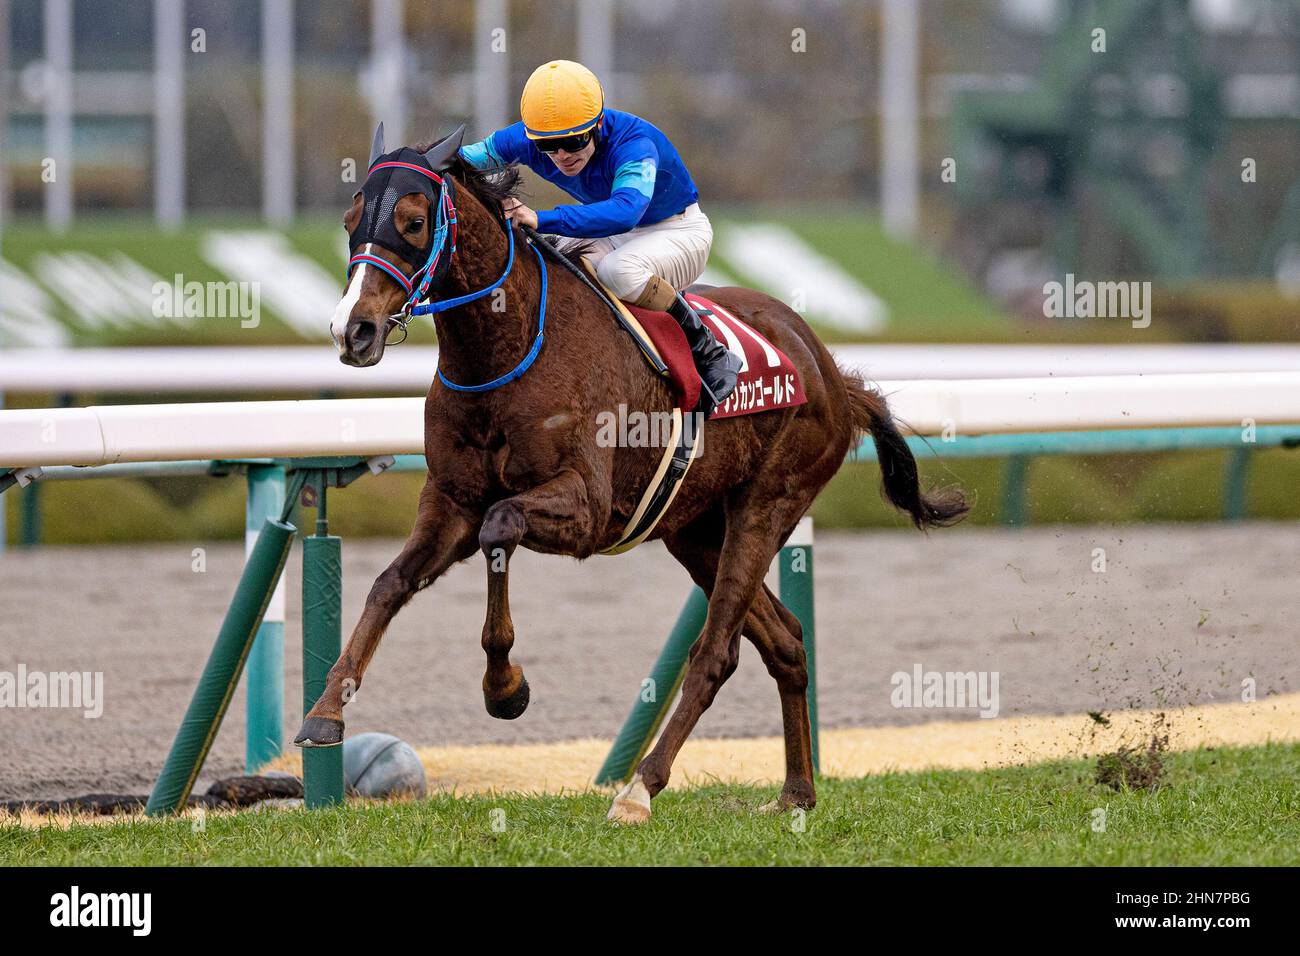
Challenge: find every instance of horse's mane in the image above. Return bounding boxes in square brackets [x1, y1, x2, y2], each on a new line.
[409, 140, 520, 211]
[411, 142, 595, 262]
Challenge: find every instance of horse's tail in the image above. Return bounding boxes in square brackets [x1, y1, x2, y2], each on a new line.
[840, 366, 969, 530]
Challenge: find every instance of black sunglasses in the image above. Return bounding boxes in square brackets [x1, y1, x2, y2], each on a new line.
[535, 132, 593, 154]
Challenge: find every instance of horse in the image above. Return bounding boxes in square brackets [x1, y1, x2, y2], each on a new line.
[298, 125, 968, 823]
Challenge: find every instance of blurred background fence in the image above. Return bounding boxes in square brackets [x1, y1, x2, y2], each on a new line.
[3, 0, 1300, 544]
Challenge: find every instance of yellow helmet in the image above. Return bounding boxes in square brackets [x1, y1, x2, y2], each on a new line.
[520, 60, 605, 140]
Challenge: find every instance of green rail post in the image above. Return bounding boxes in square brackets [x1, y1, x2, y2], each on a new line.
[779, 516, 819, 774]
[1000, 454, 1031, 526]
[1222, 445, 1252, 522]
[145, 518, 295, 815]
[19, 481, 40, 547]
[594, 587, 709, 786]
[244, 463, 288, 772]
[302, 482, 345, 808]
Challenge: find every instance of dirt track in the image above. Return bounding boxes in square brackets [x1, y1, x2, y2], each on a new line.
[2, 524, 1296, 801]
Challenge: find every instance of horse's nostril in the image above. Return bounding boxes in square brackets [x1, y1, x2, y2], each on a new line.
[349, 321, 377, 352]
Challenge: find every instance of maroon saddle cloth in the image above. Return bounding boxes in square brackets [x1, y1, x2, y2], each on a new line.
[623, 292, 808, 417]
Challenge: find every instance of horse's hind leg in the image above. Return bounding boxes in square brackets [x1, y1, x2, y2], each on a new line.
[748, 586, 816, 811]
[608, 489, 807, 824]
[294, 480, 480, 746]
[477, 469, 595, 719]
[651, 518, 815, 813]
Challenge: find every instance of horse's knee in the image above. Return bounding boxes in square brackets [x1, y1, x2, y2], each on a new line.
[763, 654, 808, 695]
[480, 500, 526, 558]
[366, 566, 413, 611]
[772, 603, 803, 645]
[685, 635, 741, 700]
[722, 636, 742, 681]
[749, 613, 809, 693]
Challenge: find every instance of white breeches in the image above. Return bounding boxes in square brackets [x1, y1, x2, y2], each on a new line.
[556, 203, 713, 301]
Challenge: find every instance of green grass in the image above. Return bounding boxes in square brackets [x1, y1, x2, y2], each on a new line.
[758, 207, 1013, 340]
[5, 744, 1298, 866]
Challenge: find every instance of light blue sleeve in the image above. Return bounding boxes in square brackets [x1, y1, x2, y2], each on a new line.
[458, 123, 533, 168]
[458, 137, 502, 169]
[612, 156, 658, 200]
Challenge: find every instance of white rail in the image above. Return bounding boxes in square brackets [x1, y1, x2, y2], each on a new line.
[4, 372, 1300, 469]
[3, 345, 1300, 393]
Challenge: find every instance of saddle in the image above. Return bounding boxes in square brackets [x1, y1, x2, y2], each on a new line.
[576, 259, 807, 555]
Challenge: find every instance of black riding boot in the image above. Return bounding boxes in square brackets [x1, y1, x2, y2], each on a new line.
[667, 293, 742, 417]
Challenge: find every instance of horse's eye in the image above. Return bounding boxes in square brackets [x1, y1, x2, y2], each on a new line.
[407, 219, 425, 233]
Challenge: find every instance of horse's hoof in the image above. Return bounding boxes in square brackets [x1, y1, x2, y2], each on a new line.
[294, 716, 344, 748]
[607, 775, 652, 825]
[758, 790, 815, 814]
[484, 675, 530, 720]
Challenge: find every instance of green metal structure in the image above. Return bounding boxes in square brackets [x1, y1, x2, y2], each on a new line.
[949, 0, 1300, 281]
[139, 457, 376, 815]
[4, 422, 1297, 809]
[302, 524, 344, 809]
[144, 517, 295, 816]
[777, 526, 818, 774]
[244, 463, 287, 772]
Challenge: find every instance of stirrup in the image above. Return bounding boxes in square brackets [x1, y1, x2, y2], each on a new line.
[695, 378, 721, 418]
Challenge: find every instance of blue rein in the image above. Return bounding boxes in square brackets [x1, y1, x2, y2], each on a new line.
[348, 173, 547, 393]
[412, 220, 514, 318]
[438, 238, 547, 393]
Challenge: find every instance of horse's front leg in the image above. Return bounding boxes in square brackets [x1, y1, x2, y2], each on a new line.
[478, 468, 595, 719]
[294, 479, 481, 746]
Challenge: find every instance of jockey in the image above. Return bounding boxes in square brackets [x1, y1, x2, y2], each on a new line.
[459, 59, 742, 416]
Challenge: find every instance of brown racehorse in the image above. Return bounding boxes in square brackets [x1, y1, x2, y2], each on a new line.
[299, 127, 968, 823]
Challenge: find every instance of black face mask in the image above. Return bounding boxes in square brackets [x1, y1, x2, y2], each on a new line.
[349, 146, 452, 271]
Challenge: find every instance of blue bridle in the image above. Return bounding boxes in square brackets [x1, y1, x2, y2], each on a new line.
[345, 161, 546, 393]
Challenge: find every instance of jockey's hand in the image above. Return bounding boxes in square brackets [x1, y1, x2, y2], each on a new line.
[503, 199, 538, 230]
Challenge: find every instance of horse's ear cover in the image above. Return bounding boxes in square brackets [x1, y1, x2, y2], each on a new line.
[424, 124, 467, 171]
[352, 130, 451, 269]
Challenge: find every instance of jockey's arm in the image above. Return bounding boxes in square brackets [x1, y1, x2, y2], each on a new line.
[459, 131, 513, 170]
[462, 126, 660, 240]
[536, 139, 658, 238]
[460, 122, 540, 169]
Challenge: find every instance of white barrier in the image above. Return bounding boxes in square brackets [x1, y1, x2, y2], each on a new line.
[4, 372, 1300, 468]
[0, 398, 423, 467]
[4, 344, 1300, 393]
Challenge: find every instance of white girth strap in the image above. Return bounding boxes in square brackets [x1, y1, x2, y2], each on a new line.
[599, 408, 703, 555]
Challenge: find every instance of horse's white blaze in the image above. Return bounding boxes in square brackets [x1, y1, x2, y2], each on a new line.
[330, 243, 369, 352]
